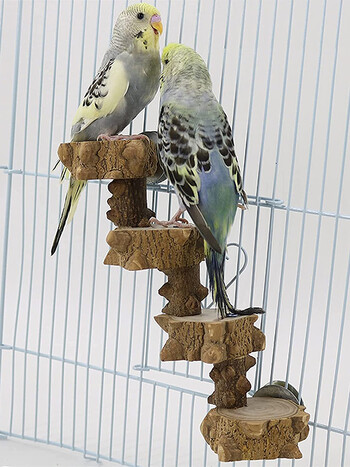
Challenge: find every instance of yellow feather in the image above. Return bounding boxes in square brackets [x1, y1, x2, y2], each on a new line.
[71, 59, 129, 130]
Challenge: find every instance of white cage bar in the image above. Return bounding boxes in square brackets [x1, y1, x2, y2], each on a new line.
[1, 0, 350, 466]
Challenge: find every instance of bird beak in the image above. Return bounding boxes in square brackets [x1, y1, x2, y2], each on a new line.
[150, 14, 163, 35]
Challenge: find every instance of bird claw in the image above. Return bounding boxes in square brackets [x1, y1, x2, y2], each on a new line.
[97, 133, 150, 143]
[149, 216, 190, 229]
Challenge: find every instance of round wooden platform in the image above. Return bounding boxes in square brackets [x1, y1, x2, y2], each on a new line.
[201, 397, 309, 462]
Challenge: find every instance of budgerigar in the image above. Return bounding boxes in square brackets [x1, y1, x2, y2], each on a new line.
[51, 3, 163, 255]
[158, 44, 262, 318]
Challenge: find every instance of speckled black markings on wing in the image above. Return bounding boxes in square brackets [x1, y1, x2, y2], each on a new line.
[219, 112, 247, 205]
[82, 59, 114, 109]
[158, 104, 247, 207]
[158, 104, 199, 206]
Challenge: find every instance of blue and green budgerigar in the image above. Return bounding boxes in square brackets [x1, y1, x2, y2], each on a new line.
[158, 43, 262, 318]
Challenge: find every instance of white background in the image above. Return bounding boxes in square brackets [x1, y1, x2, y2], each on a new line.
[0, 0, 350, 466]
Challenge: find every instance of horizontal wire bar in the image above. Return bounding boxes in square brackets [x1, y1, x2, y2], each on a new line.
[135, 364, 212, 383]
[2, 167, 349, 221]
[5, 345, 208, 398]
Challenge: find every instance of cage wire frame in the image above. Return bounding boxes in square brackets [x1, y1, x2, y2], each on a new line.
[0, 0, 350, 466]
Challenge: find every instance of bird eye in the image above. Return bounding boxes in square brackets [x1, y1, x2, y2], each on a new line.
[137, 12, 144, 19]
[164, 59, 169, 64]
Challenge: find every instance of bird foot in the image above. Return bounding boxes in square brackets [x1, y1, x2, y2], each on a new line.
[238, 203, 247, 210]
[97, 133, 150, 143]
[149, 208, 190, 228]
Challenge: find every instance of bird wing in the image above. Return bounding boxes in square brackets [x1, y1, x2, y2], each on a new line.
[159, 103, 247, 253]
[71, 57, 129, 138]
[158, 103, 247, 208]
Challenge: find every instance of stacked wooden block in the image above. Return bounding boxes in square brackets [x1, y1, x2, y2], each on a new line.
[58, 139, 309, 462]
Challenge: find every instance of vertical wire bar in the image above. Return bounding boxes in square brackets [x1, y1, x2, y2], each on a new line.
[60, 220, 74, 446]
[71, 0, 89, 450]
[232, 1, 247, 308]
[53, 0, 75, 445]
[341, 392, 350, 467]
[141, 270, 154, 370]
[177, 0, 186, 44]
[231, 0, 246, 130]
[147, 383, 156, 467]
[96, 261, 112, 461]
[83, 180, 102, 455]
[245, 0, 263, 308]
[108, 268, 123, 460]
[22, 0, 48, 437]
[203, 402, 210, 465]
[267, 0, 298, 382]
[281, 0, 314, 388]
[9, 0, 34, 435]
[193, 0, 201, 52]
[121, 272, 138, 464]
[160, 190, 169, 372]
[218, 0, 232, 105]
[308, 4, 343, 463]
[161, 387, 170, 467]
[83, 0, 103, 455]
[141, 186, 159, 370]
[47, 186, 66, 443]
[141, 0, 158, 132]
[174, 392, 183, 467]
[0, 0, 23, 383]
[134, 270, 154, 465]
[247, 0, 278, 390]
[72, 190, 89, 449]
[188, 394, 195, 467]
[297, 0, 332, 397]
[163, 0, 171, 47]
[205, 0, 216, 70]
[35, 0, 61, 441]
[230, 0, 263, 386]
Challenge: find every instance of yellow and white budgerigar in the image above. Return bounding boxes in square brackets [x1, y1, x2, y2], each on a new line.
[157, 44, 263, 318]
[51, 3, 163, 255]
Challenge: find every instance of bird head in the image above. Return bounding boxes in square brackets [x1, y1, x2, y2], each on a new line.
[160, 43, 212, 93]
[113, 3, 163, 53]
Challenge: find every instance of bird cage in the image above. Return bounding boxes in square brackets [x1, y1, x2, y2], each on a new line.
[0, 0, 349, 466]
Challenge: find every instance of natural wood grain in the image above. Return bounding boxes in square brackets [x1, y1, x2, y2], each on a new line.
[208, 356, 256, 409]
[201, 397, 310, 461]
[57, 139, 157, 180]
[159, 265, 208, 317]
[154, 309, 265, 363]
[104, 226, 205, 271]
[107, 178, 155, 227]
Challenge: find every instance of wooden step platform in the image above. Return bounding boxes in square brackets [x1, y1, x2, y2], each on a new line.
[104, 226, 204, 270]
[57, 139, 157, 180]
[154, 309, 265, 363]
[201, 397, 309, 461]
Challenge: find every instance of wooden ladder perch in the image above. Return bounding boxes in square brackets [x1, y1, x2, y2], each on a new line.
[58, 139, 309, 462]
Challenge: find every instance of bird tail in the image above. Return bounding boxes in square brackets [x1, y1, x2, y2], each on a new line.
[51, 177, 86, 255]
[205, 243, 235, 318]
